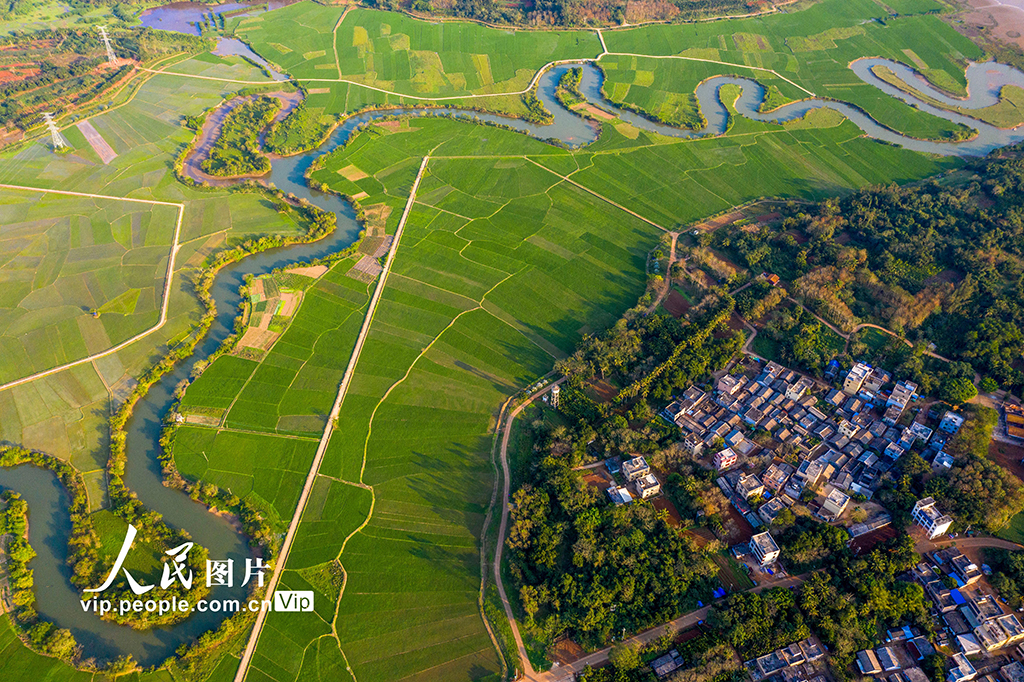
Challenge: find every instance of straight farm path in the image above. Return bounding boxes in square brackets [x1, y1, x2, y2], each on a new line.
[233, 156, 431, 682]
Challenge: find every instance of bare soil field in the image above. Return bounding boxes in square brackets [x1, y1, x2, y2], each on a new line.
[652, 496, 684, 527]
[584, 378, 617, 403]
[285, 264, 328, 278]
[662, 288, 690, 318]
[960, 0, 1024, 50]
[76, 119, 117, 164]
[989, 439, 1024, 481]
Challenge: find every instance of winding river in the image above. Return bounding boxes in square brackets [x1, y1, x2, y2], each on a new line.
[5, 25, 1024, 666]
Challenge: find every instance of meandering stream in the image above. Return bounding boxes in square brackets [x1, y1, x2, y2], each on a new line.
[4, 25, 1024, 666]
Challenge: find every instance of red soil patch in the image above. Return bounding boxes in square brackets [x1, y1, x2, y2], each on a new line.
[581, 468, 614, 490]
[756, 211, 782, 224]
[550, 637, 587, 666]
[662, 288, 691, 318]
[989, 440, 1024, 482]
[692, 209, 745, 233]
[848, 524, 898, 555]
[653, 496, 684, 527]
[714, 312, 747, 339]
[584, 378, 617, 403]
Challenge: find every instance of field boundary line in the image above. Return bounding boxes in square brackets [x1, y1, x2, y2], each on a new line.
[139, 45, 820, 107]
[333, 5, 352, 81]
[0, 183, 184, 392]
[522, 158, 668, 232]
[139, 67, 280, 85]
[234, 154, 431, 682]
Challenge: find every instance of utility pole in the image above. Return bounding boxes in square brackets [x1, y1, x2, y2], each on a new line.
[97, 25, 116, 63]
[41, 113, 67, 150]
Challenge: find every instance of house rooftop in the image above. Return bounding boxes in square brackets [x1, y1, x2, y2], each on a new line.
[751, 531, 780, 556]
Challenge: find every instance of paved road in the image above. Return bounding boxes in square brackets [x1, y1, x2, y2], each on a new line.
[0, 183, 184, 392]
[233, 156, 431, 682]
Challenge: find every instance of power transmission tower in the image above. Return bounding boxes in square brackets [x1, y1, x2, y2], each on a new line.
[97, 26, 116, 63]
[41, 113, 67, 150]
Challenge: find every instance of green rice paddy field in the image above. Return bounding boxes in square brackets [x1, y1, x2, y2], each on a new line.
[0, 190, 175, 383]
[0, 0, 1010, 677]
[238, 0, 995, 142]
[237, 102, 960, 680]
[237, 4, 599, 90]
[0, 63, 319, 496]
[599, 0, 985, 140]
[179, 259, 372, 435]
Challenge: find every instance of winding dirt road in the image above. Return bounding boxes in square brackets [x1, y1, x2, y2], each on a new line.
[493, 379, 566, 679]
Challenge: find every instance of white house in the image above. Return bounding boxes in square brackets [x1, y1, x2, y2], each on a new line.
[750, 531, 780, 566]
[635, 473, 661, 499]
[622, 455, 650, 482]
[912, 497, 953, 539]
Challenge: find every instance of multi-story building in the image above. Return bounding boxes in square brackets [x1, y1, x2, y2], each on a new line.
[913, 497, 953, 539]
[713, 448, 738, 471]
[940, 411, 966, 434]
[886, 379, 918, 417]
[622, 455, 650, 482]
[635, 473, 661, 499]
[736, 473, 765, 500]
[819, 487, 850, 521]
[844, 363, 872, 395]
[750, 531, 780, 566]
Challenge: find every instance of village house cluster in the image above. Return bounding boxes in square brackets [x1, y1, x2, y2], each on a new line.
[836, 546, 1024, 682]
[658, 359, 967, 566]
[911, 547, 1024, 658]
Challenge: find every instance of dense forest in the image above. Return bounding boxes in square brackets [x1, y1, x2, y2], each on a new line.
[707, 151, 1024, 397]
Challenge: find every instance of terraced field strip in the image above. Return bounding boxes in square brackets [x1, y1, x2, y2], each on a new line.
[234, 155, 431, 682]
[0, 183, 184, 392]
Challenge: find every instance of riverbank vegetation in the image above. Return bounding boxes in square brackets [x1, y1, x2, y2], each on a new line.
[598, 0, 981, 143]
[0, 488, 82, 664]
[265, 99, 334, 155]
[555, 66, 585, 108]
[200, 95, 280, 177]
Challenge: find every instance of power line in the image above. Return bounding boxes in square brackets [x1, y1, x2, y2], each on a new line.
[97, 25, 116, 63]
